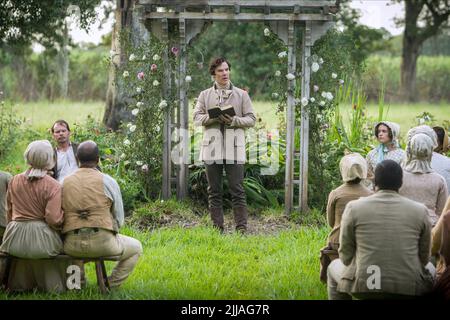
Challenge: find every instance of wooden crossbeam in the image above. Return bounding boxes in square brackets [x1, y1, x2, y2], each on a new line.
[138, 0, 336, 8]
[144, 12, 333, 21]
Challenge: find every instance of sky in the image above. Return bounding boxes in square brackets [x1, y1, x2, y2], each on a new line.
[69, 0, 405, 45]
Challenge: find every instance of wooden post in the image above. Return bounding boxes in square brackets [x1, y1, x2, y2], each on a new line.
[162, 18, 172, 200]
[177, 18, 189, 199]
[299, 21, 312, 213]
[284, 19, 296, 216]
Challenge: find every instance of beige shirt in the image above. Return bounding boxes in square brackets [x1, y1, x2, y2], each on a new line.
[6, 172, 63, 230]
[326, 182, 372, 249]
[399, 170, 448, 226]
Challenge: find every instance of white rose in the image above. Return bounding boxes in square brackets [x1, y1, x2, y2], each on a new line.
[321, 91, 327, 98]
[142, 55, 146, 60]
[159, 100, 168, 109]
[326, 92, 333, 101]
[131, 108, 139, 116]
[129, 125, 136, 132]
[301, 97, 309, 107]
[319, 100, 326, 106]
[319, 57, 324, 64]
[313, 85, 319, 92]
[331, 73, 337, 79]
[278, 51, 287, 59]
[339, 79, 345, 85]
[155, 125, 160, 132]
[310, 97, 315, 103]
[141, 164, 149, 171]
[286, 73, 295, 81]
[126, 123, 132, 128]
[153, 80, 160, 87]
[136, 87, 142, 93]
[153, 54, 160, 61]
[185, 75, 192, 82]
[129, 54, 136, 61]
[275, 70, 281, 77]
[123, 71, 129, 78]
[136, 102, 144, 107]
[123, 139, 131, 146]
[311, 62, 320, 73]
[264, 28, 270, 36]
[136, 161, 143, 166]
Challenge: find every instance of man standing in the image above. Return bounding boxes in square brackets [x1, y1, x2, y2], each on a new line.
[193, 57, 256, 233]
[327, 160, 435, 299]
[62, 141, 142, 288]
[0, 170, 12, 244]
[51, 119, 79, 183]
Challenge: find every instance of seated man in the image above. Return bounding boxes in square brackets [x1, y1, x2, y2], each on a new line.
[62, 140, 142, 288]
[327, 160, 435, 300]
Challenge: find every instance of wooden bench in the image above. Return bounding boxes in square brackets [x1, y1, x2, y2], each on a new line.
[0, 253, 121, 294]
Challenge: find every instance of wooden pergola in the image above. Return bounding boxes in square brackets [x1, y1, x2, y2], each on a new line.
[134, 0, 336, 214]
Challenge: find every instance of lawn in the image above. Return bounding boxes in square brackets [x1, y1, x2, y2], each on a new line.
[0, 224, 329, 300]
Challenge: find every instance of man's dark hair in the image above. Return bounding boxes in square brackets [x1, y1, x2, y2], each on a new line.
[51, 119, 70, 133]
[77, 140, 99, 165]
[433, 126, 445, 149]
[209, 57, 231, 75]
[374, 160, 403, 191]
[375, 123, 393, 140]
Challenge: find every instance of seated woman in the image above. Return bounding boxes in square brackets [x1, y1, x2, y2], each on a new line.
[399, 125, 448, 227]
[0, 140, 68, 292]
[320, 153, 372, 282]
[365, 121, 405, 189]
[431, 196, 450, 277]
[430, 200, 450, 300]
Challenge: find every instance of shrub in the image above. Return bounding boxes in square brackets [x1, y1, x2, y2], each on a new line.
[0, 96, 22, 162]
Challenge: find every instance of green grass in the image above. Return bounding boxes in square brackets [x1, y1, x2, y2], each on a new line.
[204, 100, 449, 134]
[11, 99, 104, 131]
[0, 225, 329, 300]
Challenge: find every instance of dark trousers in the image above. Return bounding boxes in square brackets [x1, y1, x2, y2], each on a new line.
[204, 163, 246, 209]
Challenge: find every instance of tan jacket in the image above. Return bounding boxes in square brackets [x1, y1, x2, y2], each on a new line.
[62, 168, 116, 234]
[193, 84, 256, 163]
[338, 190, 434, 296]
[431, 196, 450, 275]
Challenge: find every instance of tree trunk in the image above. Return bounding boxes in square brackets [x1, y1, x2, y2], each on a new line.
[400, 36, 420, 102]
[58, 22, 70, 99]
[103, 0, 150, 130]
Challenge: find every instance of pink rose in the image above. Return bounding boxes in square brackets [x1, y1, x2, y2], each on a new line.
[151, 64, 157, 72]
[137, 71, 144, 80]
[171, 47, 179, 56]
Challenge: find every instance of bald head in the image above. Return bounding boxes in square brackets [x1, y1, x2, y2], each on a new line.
[77, 140, 99, 167]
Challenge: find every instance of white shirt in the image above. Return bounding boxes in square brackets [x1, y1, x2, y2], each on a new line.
[102, 173, 125, 228]
[56, 145, 79, 184]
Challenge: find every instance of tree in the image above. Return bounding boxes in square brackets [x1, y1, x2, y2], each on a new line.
[103, 0, 151, 130]
[0, 0, 100, 49]
[394, 0, 450, 101]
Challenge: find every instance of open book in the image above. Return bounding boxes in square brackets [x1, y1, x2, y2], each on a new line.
[207, 105, 236, 119]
